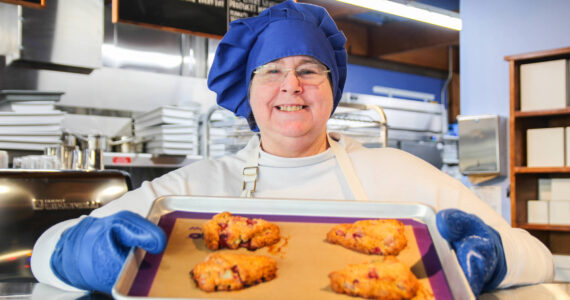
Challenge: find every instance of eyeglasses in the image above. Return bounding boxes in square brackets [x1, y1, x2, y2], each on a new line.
[253, 62, 330, 86]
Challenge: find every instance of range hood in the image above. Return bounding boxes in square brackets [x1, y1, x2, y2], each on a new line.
[0, 0, 103, 73]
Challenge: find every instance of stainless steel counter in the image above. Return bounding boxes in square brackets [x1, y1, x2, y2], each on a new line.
[480, 283, 570, 300]
[0, 282, 568, 299]
[0, 282, 111, 300]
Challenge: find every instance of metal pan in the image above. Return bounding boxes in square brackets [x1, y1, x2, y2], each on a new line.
[113, 196, 474, 300]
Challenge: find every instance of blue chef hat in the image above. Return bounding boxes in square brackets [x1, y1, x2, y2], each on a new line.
[207, 0, 347, 131]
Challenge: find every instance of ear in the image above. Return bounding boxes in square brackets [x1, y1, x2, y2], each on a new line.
[247, 113, 259, 132]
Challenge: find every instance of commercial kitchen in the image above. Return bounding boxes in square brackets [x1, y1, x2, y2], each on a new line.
[0, 0, 569, 299]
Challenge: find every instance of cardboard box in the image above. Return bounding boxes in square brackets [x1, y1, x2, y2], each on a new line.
[520, 59, 569, 111]
[549, 200, 570, 225]
[527, 127, 565, 167]
[551, 178, 570, 201]
[538, 178, 552, 200]
[527, 200, 549, 224]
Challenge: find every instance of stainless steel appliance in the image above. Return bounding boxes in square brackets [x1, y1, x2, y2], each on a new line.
[0, 170, 131, 282]
[0, 0, 103, 72]
[457, 115, 506, 175]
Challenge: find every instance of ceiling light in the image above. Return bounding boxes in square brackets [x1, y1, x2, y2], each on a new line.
[335, 0, 462, 31]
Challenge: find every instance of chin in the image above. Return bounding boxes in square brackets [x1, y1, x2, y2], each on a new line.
[271, 122, 310, 136]
[278, 129, 312, 138]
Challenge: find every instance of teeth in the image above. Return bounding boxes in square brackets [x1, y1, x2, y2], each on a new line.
[277, 105, 304, 112]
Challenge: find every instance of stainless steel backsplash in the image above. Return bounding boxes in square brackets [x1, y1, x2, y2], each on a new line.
[0, 0, 218, 113]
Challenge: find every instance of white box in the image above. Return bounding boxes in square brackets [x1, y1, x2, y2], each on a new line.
[527, 127, 565, 167]
[567, 127, 570, 167]
[555, 268, 570, 282]
[554, 255, 570, 282]
[538, 178, 552, 200]
[555, 254, 570, 269]
[520, 59, 569, 111]
[551, 178, 570, 201]
[527, 200, 549, 224]
[549, 200, 570, 225]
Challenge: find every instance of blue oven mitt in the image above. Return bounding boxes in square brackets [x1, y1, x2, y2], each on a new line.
[50, 211, 167, 294]
[436, 209, 507, 296]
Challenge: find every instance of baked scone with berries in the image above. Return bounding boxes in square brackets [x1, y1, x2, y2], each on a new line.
[202, 212, 280, 250]
[329, 256, 419, 300]
[412, 282, 435, 300]
[326, 219, 407, 255]
[190, 252, 277, 292]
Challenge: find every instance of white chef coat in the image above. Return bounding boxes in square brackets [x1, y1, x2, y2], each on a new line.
[31, 133, 554, 292]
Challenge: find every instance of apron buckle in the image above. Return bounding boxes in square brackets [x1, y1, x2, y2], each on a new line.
[242, 166, 258, 194]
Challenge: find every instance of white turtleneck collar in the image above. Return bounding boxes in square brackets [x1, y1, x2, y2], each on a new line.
[237, 134, 337, 168]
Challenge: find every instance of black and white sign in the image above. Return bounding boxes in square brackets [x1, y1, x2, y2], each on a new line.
[0, 0, 45, 8]
[113, 0, 286, 38]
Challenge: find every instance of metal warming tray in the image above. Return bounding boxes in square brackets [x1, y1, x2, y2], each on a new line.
[113, 196, 474, 300]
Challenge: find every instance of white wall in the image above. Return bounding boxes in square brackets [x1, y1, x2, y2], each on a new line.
[460, 0, 570, 222]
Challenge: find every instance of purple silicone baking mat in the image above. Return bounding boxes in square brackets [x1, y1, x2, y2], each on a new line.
[128, 211, 453, 299]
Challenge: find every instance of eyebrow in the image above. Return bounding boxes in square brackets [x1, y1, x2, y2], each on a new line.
[299, 58, 320, 64]
[270, 57, 321, 65]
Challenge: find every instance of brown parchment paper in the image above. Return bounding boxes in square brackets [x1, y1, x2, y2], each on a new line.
[145, 217, 435, 299]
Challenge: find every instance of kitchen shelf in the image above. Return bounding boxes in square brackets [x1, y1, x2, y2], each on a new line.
[514, 107, 570, 118]
[505, 46, 570, 255]
[103, 152, 202, 168]
[514, 167, 570, 174]
[520, 224, 570, 232]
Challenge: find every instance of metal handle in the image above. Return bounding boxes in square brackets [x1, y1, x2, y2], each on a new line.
[337, 102, 388, 148]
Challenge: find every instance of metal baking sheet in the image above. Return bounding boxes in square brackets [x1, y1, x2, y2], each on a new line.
[0, 90, 64, 103]
[113, 196, 474, 300]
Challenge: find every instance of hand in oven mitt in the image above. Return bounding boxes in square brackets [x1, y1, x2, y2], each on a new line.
[436, 209, 507, 296]
[50, 211, 167, 294]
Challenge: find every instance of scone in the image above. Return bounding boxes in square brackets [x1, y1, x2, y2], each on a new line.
[411, 282, 434, 300]
[329, 256, 419, 300]
[202, 212, 280, 250]
[326, 219, 407, 255]
[190, 252, 277, 292]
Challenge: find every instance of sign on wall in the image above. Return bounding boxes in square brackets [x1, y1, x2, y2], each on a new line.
[0, 0, 45, 8]
[112, 0, 286, 39]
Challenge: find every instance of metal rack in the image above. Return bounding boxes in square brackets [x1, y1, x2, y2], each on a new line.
[341, 92, 444, 143]
[328, 102, 388, 148]
[200, 106, 255, 159]
[340, 92, 446, 168]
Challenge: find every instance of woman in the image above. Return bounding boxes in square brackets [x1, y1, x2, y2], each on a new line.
[31, 0, 553, 296]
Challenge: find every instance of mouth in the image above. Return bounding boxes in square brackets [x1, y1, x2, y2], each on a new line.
[276, 105, 306, 112]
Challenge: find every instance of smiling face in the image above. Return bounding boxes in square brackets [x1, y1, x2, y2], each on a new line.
[249, 55, 334, 157]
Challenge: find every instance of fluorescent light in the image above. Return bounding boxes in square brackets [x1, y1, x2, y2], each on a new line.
[336, 0, 462, 31]
[0, 250, 32, 262]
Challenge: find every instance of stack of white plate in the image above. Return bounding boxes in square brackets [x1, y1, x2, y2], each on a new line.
[207, 109, 254, 158]
[134, 105, 200, 155]
[0, 90, 65, 151]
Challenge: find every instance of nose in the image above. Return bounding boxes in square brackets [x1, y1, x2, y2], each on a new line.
[280, 70, 302, 94]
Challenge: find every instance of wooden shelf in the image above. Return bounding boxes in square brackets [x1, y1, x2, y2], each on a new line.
[514, 166, 570, 174]
[520, 224, 570, 232]
[514, 107, 570, 118]
[506, 47, 570, 254]
[504, 46, 570, 62]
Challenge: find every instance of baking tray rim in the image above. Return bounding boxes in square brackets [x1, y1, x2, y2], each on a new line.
[112, 195, 475, 300]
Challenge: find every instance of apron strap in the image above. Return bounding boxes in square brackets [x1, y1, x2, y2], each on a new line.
[327, 134, 369, 200]
[241, 133, 369, 200]
[241, 136, 260, 198]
